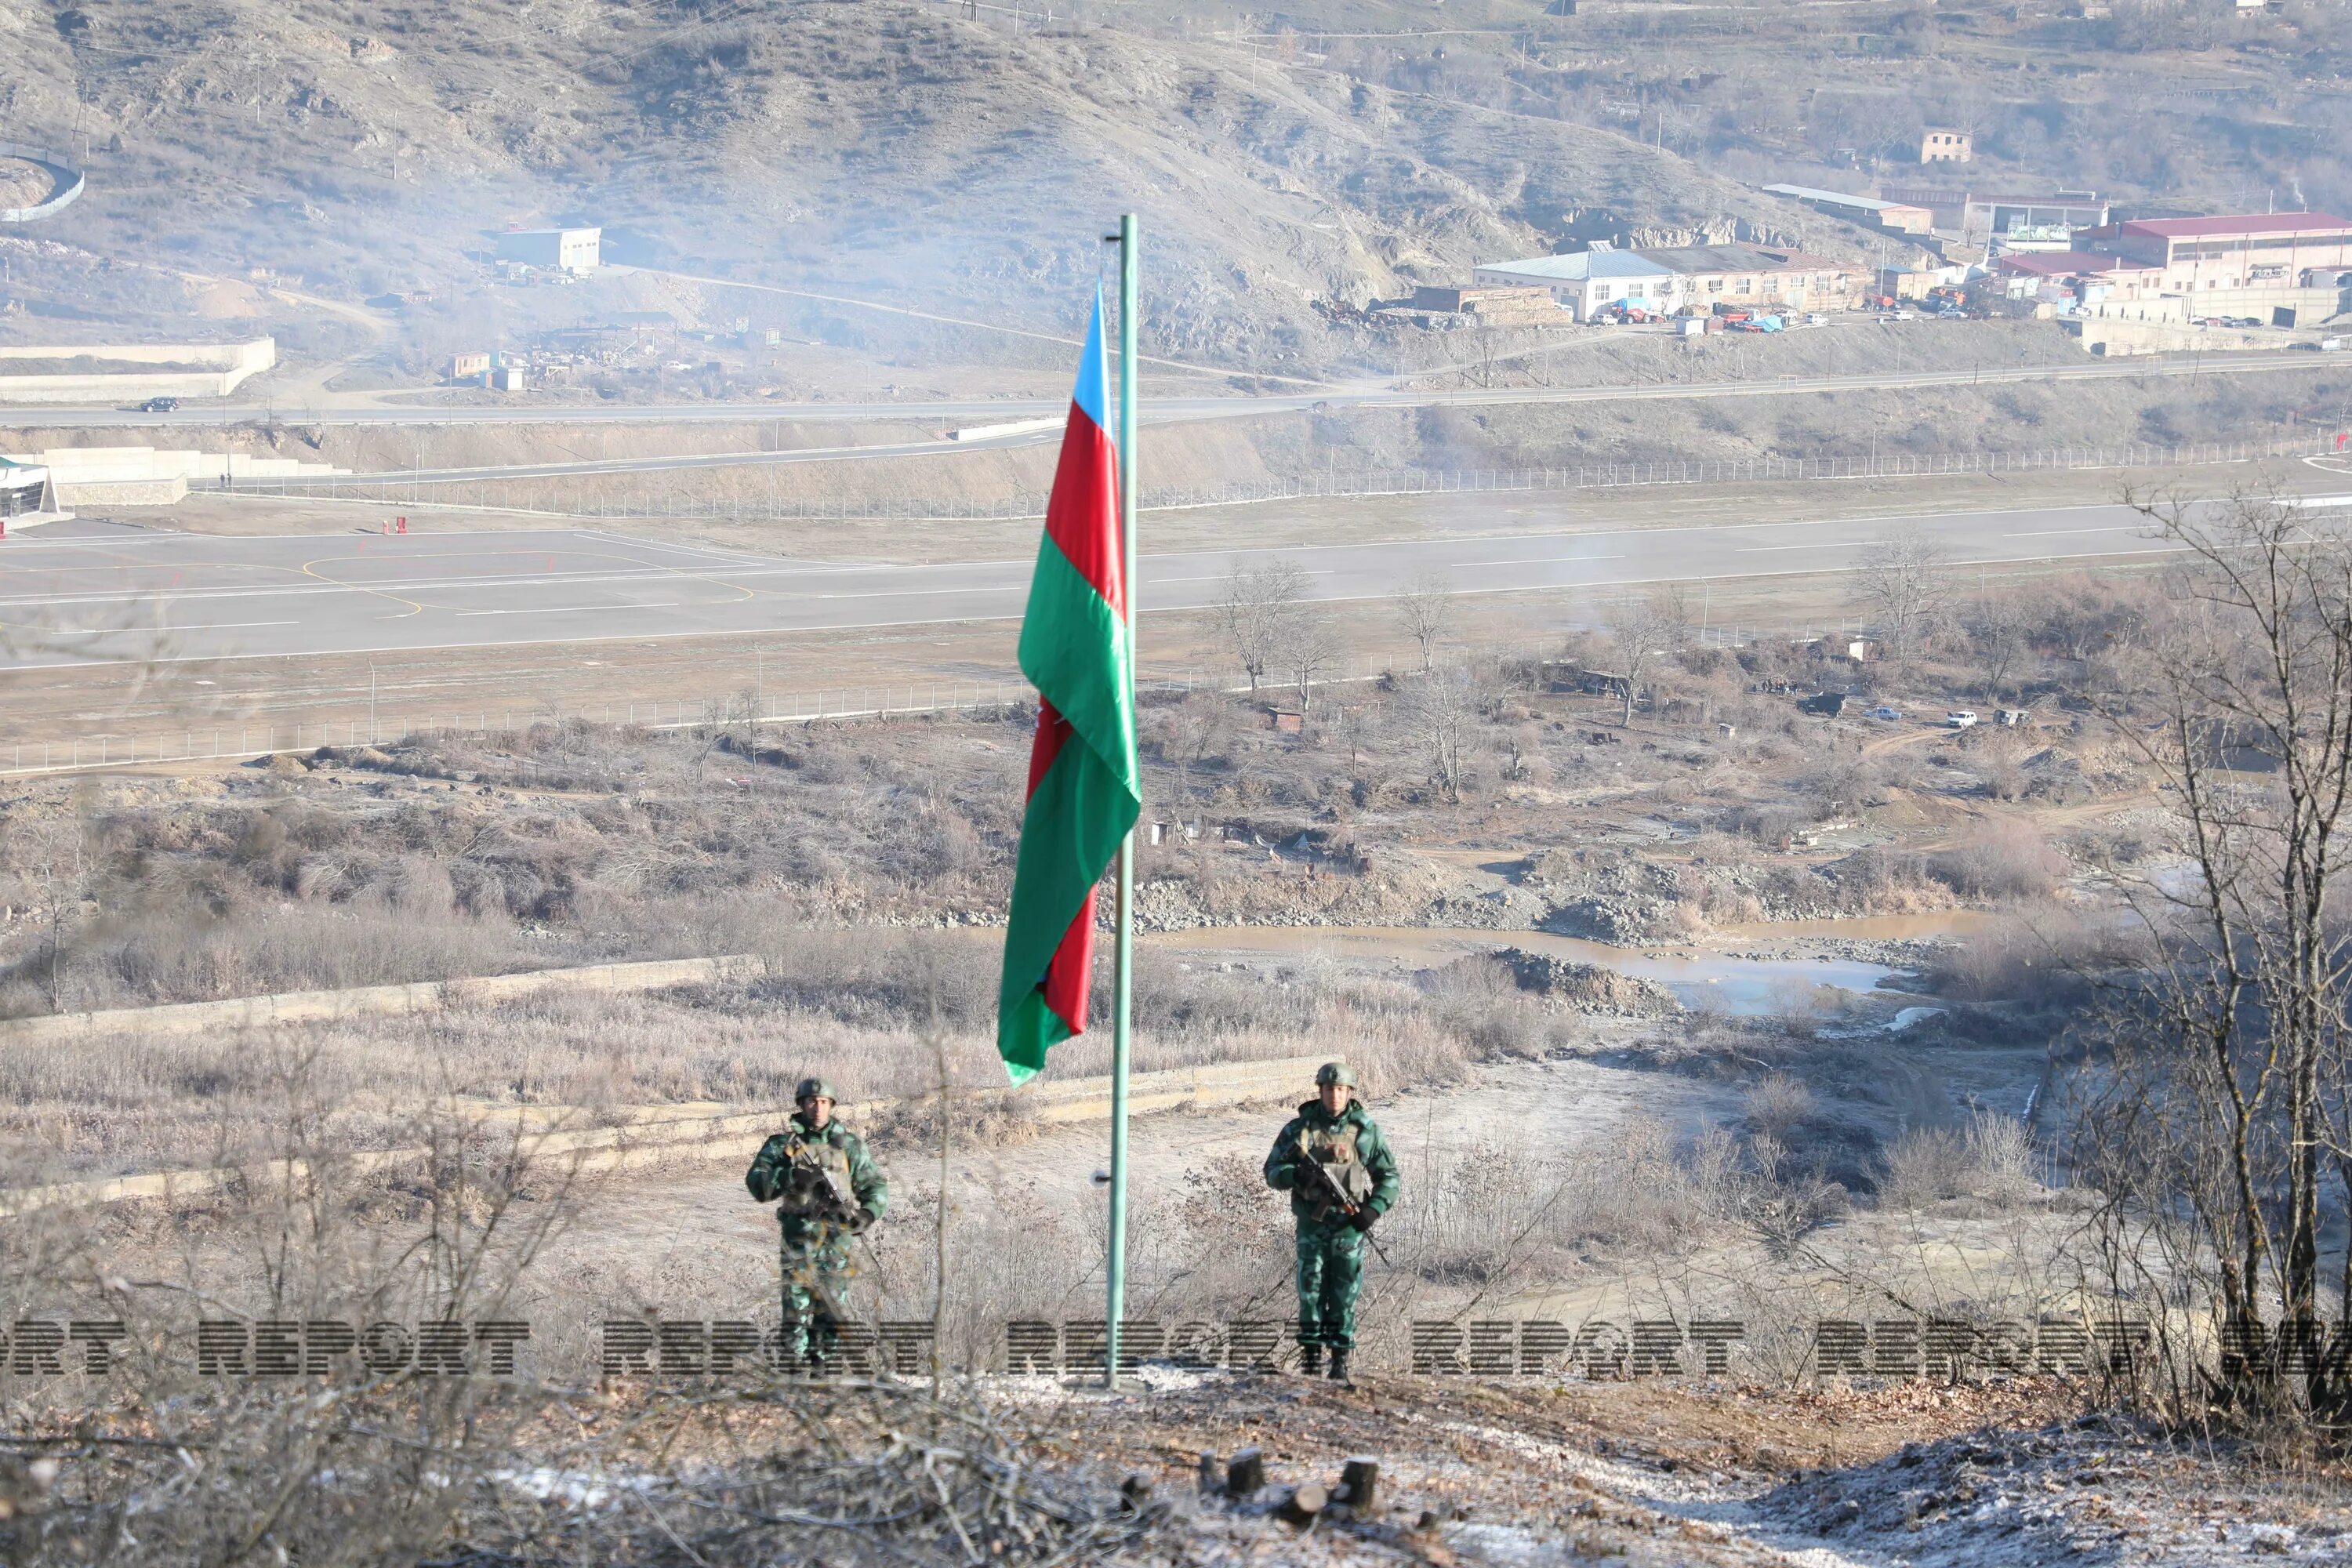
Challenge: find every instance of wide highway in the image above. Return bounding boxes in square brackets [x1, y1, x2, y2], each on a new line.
[4, 490, 2344, 669]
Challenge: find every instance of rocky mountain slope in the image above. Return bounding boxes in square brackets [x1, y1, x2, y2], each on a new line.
[0, 0, 1818, 372]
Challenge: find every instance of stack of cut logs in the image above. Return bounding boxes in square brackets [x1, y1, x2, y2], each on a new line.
[1205, 1446, 1381, 1526]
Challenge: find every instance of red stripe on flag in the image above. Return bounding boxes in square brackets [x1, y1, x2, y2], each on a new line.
[1042, 401, 1123, 619]
[1040, 891, 1096, 1036]
[1026, 698, 1070, 799]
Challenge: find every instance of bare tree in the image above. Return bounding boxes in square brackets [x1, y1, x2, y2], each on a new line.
[2074, 491, 2352, 1420]
[1851, 529, 1950, 670]
[1214, 560, 1308, 695]
[1159, 691, 1233, 797]
[1601, 587, 1688, 727]
[1966, 594, 2031, 702]
[1396, 662, 1481, 804]
[1273, 600, 1345, 716]
[1392, 569, 1454, 672]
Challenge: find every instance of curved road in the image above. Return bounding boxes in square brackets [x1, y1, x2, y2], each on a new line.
[3, 488, 2344, 669]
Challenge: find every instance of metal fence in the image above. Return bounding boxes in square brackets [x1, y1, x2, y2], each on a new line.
[229, 434, 2344, 522]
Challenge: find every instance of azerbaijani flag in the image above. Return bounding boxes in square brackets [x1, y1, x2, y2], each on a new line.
[996, 292, 1142, 1083]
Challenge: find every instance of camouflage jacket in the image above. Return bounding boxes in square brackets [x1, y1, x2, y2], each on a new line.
[746, 1112, 888, 1235]
[1264, 1099, 1400, 1225]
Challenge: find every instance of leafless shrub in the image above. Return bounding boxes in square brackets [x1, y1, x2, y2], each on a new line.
[1744, 1071, 1816, 1142]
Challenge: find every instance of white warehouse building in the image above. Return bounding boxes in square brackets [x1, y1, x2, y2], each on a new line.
[1471, 249, 1678, 321]
[495, 227, 601, 271]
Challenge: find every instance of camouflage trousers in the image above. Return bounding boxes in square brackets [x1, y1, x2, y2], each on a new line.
[1294, 1218, 1367, 1350]
[779, 1229, 855, 1367]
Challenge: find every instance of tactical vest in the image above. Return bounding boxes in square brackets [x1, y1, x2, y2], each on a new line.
[1303, 1121, 1374, 1211]
[778, 1133, 855, 1218]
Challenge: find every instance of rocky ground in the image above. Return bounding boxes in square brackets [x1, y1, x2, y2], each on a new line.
[1064, 1370, 2352, 1567]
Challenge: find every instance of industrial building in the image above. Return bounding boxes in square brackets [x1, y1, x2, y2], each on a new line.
[1472, 242, 1865, 321]
[494, 227, 601, 272]
[1634, 244, 1868, 312]
[1763, 183, 1935, 236]
[1996, 212, 2352, 327]
[1878, 187, 2109, 249]
[2076, 212, 2352, 292]
[1469, 249, 1679, 321]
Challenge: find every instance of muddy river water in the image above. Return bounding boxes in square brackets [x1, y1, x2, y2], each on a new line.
[1149, 913, 1991, 1014]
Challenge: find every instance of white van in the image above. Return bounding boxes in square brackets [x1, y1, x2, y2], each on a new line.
[1946, 710, 1980, 728]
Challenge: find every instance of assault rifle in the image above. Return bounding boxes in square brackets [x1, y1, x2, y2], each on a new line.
[776, 1135, 858, 1226]
[1293, 1133, 1391, 1265]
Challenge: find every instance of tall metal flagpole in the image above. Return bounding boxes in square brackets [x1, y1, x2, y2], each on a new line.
[1103, 212, 1139, 1391]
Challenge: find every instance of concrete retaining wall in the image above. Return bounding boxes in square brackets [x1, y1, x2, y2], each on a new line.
[0, 141, 84, 223]
[0, 339, 277, 404]
[25, 441, 347, 505]
[0, 1052, 1324, 1215]
[0, 953, 768, 1047]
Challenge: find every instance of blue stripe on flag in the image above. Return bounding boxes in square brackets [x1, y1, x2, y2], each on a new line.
[1071, 289, 1109, 433]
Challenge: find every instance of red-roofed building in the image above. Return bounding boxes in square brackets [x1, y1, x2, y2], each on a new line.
[2076, 212, 2352, 295]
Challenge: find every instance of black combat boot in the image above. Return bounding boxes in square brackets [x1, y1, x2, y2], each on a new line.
[1299, 1345, 1322, 1377]
[1327, 1348, 1352, 1384]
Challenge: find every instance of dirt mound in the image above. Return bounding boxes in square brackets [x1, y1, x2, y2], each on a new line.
[1496, 946, 1678, 1014]
[0, 158, 55, 209]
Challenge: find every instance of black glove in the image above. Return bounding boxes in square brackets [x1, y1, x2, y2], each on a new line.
[848, 1209, 874, 1233]
[1349, 1207, 1377, 1234]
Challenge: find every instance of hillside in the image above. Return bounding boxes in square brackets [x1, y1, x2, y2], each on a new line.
[0, 0, 1859, 373]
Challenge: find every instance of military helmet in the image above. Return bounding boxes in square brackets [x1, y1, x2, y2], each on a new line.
[1315, 1061, 1356, 1088]
[794, 1076, 837, 1103]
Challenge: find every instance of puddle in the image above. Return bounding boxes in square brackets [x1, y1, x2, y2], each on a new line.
[1147, 926, 1904, 1015]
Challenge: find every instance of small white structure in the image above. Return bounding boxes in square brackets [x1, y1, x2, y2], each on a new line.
[495, 227, 601, 272]
[0, 456, 66, 527]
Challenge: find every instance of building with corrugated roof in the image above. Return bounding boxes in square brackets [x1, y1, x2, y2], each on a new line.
[1631, 244, 1869, 313]
[2076, 212, 2352, 294]
[1469, 249, 1678, 321]
[1763, 183, 1935, 236]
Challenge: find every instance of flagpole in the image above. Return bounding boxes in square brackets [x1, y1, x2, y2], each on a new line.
[1104, 212, 1139, 1392]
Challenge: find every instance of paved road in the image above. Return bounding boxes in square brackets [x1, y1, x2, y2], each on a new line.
[5, 490, 2345, 669]
[0, 350, 2331, 444]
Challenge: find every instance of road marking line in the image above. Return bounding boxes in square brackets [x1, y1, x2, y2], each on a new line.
[1998, 526, 2147, 538]
[1447, 553, 1630, 568]
[453, 604, 681, 617]
[1735, 540, 1886, 552]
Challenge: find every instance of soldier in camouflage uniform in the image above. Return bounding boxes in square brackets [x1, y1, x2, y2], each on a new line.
[746, 1077, 888, 1372]
[1262, 1061, 1399, 1383]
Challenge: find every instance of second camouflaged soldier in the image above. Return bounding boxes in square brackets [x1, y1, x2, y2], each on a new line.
[1262, 1061, 1399, 1382]
[746, 1077, 888, 1373]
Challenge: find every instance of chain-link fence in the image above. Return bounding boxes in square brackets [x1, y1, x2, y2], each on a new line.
[225, 434, 2345, 521]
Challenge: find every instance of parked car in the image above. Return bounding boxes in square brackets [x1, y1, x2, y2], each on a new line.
[1946, 710, 1980, 728]
[139, 396, 180, 412]
[1868, 705, 1903, 721]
